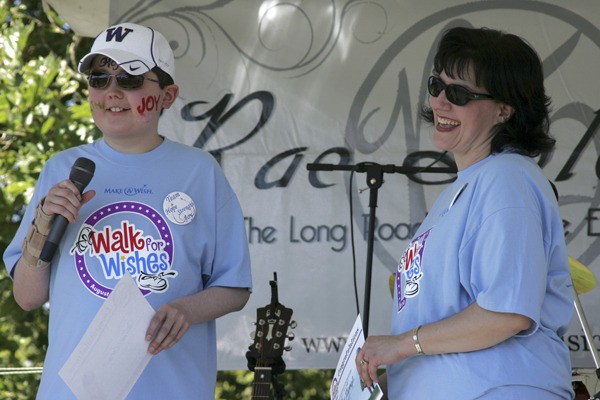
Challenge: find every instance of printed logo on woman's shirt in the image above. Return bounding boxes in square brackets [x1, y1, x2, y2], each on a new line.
[396, 229, 431, 313]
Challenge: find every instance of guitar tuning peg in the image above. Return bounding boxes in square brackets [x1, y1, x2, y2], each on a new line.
[284, 346, 292, 352]
[289, 320, 298, 329]
[287, 332, 295, 341]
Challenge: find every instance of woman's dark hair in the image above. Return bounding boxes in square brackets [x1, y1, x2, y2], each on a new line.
[420, 26, 554, 157]
[152, 66, 175, 88]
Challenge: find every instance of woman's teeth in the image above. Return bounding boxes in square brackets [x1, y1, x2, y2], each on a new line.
[438, 117, 460, 127]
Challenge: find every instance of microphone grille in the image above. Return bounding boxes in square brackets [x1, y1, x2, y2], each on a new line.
[70, 157, 96, 187]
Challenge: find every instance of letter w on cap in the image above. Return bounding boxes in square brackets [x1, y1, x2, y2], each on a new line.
[105, 27, 134, 42]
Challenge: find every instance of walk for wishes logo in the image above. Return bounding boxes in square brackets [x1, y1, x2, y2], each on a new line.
[396, 229, 431, 313]
[69, 201, 177, 299]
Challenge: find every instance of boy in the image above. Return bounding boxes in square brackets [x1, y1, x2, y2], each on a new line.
[4, 22, 252, 399]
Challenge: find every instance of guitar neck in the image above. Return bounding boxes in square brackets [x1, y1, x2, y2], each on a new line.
[269, 277, 279, 309]
[251, 365, 273, 399]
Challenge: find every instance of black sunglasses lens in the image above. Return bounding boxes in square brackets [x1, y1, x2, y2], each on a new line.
[116, 74, 145, 89]
[445, 86, 470, 106]
[88, 73, 110, 88]
[428, 76, 444, 97]
[428, 76, 471, 106]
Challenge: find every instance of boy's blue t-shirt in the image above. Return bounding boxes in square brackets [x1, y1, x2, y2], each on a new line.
[4, 138, 252, 399]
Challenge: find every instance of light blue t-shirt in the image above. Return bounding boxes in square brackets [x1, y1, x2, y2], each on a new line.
[389, 153, 574, 399]
[4, 138, 252, 399]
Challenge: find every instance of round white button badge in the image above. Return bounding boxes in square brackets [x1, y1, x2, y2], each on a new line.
[163, 192, 196, 225]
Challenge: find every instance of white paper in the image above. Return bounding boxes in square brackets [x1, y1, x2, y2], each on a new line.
[59, 272, 155, 400]
[330, 315, 383, 400]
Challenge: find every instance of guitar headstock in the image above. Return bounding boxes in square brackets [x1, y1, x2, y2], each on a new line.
[246, 273, 296, 373]
[247, 302, 294, 369]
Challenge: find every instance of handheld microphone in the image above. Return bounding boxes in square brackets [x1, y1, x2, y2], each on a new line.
[38, 157, 96, 264]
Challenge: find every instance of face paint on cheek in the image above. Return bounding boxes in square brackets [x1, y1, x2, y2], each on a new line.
[136, 95, 162, 115]
[90, 101, 105, 110]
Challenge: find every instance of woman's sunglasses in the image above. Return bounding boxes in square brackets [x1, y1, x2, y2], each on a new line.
[87, 72, 160, 90]
[428, 75, 494, 106]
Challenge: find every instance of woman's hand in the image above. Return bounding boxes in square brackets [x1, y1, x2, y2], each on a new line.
[356, 334, 411, 388]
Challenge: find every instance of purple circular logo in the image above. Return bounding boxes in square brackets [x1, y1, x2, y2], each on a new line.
[73, 201, 174, 298]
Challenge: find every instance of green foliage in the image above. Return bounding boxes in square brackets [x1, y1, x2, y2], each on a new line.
[217, 369, 335, 399]
[0, 0, 95, 397]
[0, 1, 334, 398]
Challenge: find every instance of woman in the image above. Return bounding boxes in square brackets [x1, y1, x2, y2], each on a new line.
[356, 27, 574, 399]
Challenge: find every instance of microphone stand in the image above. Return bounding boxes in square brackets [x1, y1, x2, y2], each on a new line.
[306, 162, 456, 336]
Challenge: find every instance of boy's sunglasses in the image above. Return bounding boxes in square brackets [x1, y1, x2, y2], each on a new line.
[427, 75, 494, 106]
[87, 72, 160, 90]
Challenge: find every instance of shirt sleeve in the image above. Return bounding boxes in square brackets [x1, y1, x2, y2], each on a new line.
[460, 206, 547, 335]
[202, 168, 252, 291]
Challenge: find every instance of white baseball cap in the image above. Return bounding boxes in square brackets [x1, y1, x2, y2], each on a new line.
[78, 22, 175, 81]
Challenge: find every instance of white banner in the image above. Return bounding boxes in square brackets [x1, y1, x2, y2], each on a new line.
[70, 0, 600, 370]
